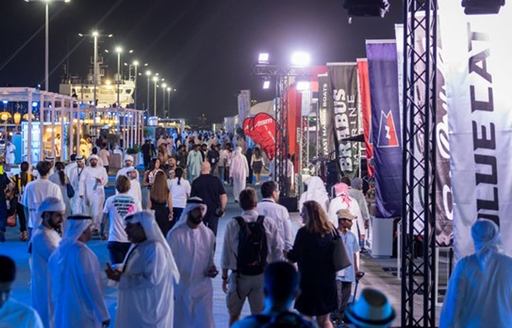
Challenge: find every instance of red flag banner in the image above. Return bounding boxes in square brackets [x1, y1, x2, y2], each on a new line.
[357, 58, 374, 176]
[243, 113, 277, 160]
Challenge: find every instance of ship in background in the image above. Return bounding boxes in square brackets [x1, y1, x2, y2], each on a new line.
[59, 50, 135, 108]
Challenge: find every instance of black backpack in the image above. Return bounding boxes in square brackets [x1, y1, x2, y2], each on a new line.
[234, 215, 268, 275]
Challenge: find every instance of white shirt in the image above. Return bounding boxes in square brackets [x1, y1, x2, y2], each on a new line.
[0, 298, 43, 328]
[5, 143, 15, 164]
[169, 178, 191, 209]
[256, 198, 293, 252]
[30, 226, 61, 328]
[64, 162, 77, 181]
[98, 149, 110, 166]
[328, 196, 365, 243]
[221, 209, 284, 271]
[22, 179, 63, 228]
[103, 194, 140, 242]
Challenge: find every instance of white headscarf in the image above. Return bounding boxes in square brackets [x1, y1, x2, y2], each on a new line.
[59, 215, 93, 249]
[471, 219, 501, 268]
[127, 211, 180, 283]
[300, 176, 329, 211]
[168, 197, 207, 234]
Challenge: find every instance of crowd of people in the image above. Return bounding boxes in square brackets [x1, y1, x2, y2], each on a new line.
[15, 129, 509, 328]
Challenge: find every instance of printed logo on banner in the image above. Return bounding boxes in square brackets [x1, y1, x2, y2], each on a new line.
[376, 110, 399, 148]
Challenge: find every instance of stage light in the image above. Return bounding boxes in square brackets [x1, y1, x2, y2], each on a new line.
[462, 0, 505, 14]
[291, 51, 311, 67]
[296, 81, 311, 91]
[258, 53, 270, 64]
[262, 80, 271, 89]
[343, 0, 390, 17]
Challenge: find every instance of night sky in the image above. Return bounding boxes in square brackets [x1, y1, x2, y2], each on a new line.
[0, 0, 402, 124]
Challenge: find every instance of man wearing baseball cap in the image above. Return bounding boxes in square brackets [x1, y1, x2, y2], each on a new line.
[30, 197, 65, 327]
[334, 208, 364, 325]
[116, 154, 140, 180]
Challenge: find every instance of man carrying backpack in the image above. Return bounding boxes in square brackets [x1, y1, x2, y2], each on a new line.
[221, 187, 284, 326]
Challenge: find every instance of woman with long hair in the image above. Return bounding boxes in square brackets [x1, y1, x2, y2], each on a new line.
[149, 171, 173, 235]
[250, 147, 265, 185]
[49, 162, 72, 217]
[168, 167, 191, 231]
[287, 200, 340, 328]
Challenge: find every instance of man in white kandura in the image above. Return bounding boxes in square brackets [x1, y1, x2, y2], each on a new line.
[229, 146, 249, 203]
[0, 255, 43, 328]
[167, 197, 217, 328]
[117, 155, 140, 180]
[68, 156, 86, 214]
[125, 167, 142, 209]
[22, 161, 63, 236]
[30, 197, 65, 328]
[80, 155, 108, 230]
[106, 210, 180, 328]
[48, 215, 110, 328]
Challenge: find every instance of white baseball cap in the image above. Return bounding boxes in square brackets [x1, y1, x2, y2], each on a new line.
[124, 155, 134, 162]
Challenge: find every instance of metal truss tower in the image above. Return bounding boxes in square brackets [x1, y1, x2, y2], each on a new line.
[401, 0, 438, 327]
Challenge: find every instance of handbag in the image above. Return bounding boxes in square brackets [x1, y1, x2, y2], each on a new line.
[66, 183, 75, 198]
[331, 229, 351, 271]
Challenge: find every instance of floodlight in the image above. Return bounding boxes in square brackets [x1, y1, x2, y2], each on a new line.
[291, 51, 311, 67]
[145, 70, 152, 76]
[343, 0, 390, 17]
[152, 76, 159, 82]
[133, 60, 139, 66]
[462, 0, 505, 14]
[258, 53, 270, 64]
[92, 31, 99, 37]
[162, 83, 167, 88]
[296, 81, 311, 91]
[262, 80, 271, 90]
[115, 46, 123, 53]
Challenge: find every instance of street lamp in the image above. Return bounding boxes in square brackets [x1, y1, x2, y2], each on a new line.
[152, 75, 159, 117]
[166, 87, 173, 118]
[258, 52, 270, 64]
[132, 60, 139, 108]
[115, 46, 123, 106]
[25, 0, 71, 91]
[145, 70, 151, 112]
[161, 83, 167, 116]
[78, 31, 113, 106]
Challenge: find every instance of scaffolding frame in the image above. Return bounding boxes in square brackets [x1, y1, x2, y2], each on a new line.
[401, 0, 438, 327]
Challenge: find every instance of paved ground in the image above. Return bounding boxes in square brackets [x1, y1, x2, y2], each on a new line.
[0, 179, 440, 327]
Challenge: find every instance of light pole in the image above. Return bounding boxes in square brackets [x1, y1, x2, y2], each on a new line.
[161, 83, 167, 117]
[78, 31, 113, 106]
[152, 76, 159, 117]
[145, 70, 151, 112]
[25, 0, 71, 91]
[166, 87, 173, 118]
[115, 46, 122, 106]
[132, 60, 139, 108]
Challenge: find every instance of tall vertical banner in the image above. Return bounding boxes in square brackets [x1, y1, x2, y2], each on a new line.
[327, 63, 360, 176]
[435, 19, 453, 247]
[440, 2, 512, 257]
[237, 90, 251, 123]
[318, 73, 330, 157]
[356, 59, 374, 176]
[366, 41, 403, 218]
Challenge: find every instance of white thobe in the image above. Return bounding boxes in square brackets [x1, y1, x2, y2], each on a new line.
[126, 178, 143, 210]
[186, 151, 203, 182]
[229, 155, 248, 202]
[256, 199, 293, 253]
[68, 166, 86, 214]
[5, 143, 15, 165]
[0, 298, 43, 328]
[49, 242, 110, 328]
[117, 166, 140, 180]
[64, 162, 77, 181]
[30, 226, 61, 328]
[116, 241, 176, 328]
[22, 179, 63, 229]
[328, 196, 365, 244]
[167, 224, 215, 328]
[80, 166, 108, 228]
